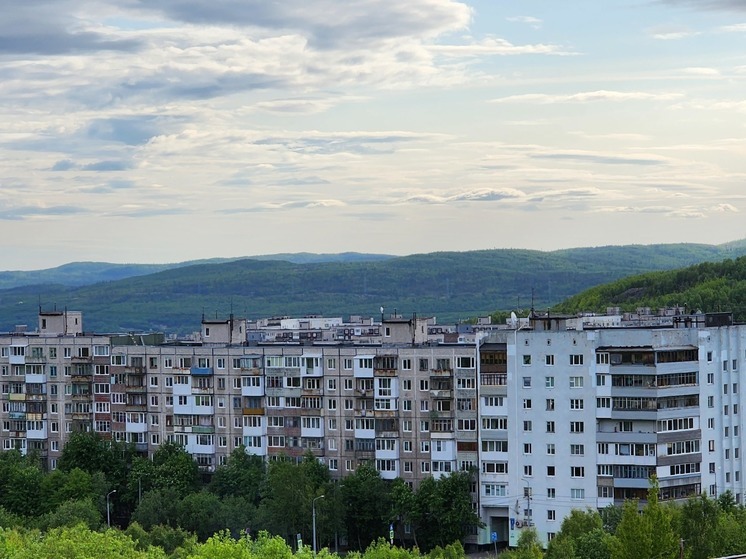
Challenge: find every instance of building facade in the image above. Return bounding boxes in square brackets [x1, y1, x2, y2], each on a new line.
[1, 309, 744, 547]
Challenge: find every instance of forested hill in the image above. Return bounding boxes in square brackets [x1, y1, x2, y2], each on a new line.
[1, 242, 746, 333]
[0, 253, 392, 290]
[553, 256, 746, 321]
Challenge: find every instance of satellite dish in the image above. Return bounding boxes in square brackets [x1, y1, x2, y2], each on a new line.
[510, 311, 518, 329]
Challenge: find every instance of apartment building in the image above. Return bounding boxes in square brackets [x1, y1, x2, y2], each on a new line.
[2, 308, 745, 549]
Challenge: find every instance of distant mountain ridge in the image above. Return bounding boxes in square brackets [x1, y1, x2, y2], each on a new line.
[0, 253, 393, 290]
[0, 242, 745, 334]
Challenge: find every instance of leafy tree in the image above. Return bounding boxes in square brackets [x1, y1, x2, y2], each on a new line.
[0, 524, 166, 559]
[502, 528, 544, 559]
[35, 498, 102, 531]
[209, 447, 266, 504]
[642, 480, 677, 559]
[132, 489, 182, 530]
[341, 462, 391, 550]
[151, 442, 201, 497]
[679, 495, 720, 559]
[256, 458, 309, 545]
[2, 460, 45, 517]
[175, 491, 227, 541]
[390, 478, 417, 547]
[574, 528, 613, 559]
[610, 500, 650, 559]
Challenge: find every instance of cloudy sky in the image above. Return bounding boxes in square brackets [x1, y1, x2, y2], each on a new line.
[2, 0, 745, 269]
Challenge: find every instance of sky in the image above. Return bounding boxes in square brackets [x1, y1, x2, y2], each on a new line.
[2, 0, 746, 270]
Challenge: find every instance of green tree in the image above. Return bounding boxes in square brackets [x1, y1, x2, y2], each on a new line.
[610, 500, 650, 559]
[390, 478, 417, 547]
[679, 495, 719, 559]
[132, 489, 182, 529]
[256, 458, 309, 545]
[341, 462, 391, 550]
[35, 498, 102, 531]
[175, 491, 227, 541]
[151, 442, 201, 497]
[209, 447, 265, 504]
[502, 528, 544, 559]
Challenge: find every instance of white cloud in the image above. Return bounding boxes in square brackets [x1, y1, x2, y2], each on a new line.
[430, 37, 572, 57]
[490, 90, 684, 103]
[506, 16, 542, 29]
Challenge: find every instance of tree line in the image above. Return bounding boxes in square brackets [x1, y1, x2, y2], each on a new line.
[506, 481, 746, 559]
[0, 433, 481, 554]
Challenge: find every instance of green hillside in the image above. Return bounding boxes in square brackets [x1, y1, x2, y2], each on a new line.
[1, 242, 745, 334]
[553, 256, 746, 320]
[0, 253, 392, 290]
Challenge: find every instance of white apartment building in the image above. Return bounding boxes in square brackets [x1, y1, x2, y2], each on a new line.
[0, 308, 743, 549]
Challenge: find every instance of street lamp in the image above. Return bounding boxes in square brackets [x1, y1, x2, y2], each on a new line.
[312, 494, 325, 554]
[106, 489, 117, 528]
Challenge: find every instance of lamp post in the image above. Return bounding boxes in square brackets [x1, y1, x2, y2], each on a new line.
[106, 489, 117, 528]
[312, 494, 325, 554]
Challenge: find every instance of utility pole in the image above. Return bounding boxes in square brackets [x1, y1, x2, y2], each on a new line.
[522, 477, 532, 527]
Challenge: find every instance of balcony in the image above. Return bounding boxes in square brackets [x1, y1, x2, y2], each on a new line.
[71, 355, 93, 363]
[430, 368, 453, 377]
[192, 425, 215, 434]
[125, 385, 146, 393]
[190, 367, 213, 376]
[8, 393, 26, 402]
[431, 389, 452, 399]
[243, 407, 265, 416]
[24, 355, 46, 364]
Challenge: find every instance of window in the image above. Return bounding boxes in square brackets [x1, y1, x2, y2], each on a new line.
[569, 376, 584, 388]
[546, 421, 555, 433]
[327, 378, 337, 391]
[545, 355, 555, 366]
[523, 420, 532, 432]
[570, 444, 584, 455]
[523, 443, 532, 454]
[523, 465, 532, 476]
[548, 510, 556, 521]
[523, 377, 531, 388]
[402, 379, 412, 391]
[547, 488, 556, 499]
[571, 466, 585, 477]
[570, 399, 584, 410]
[547, 443, 555, 455]
[570, 354, 584, 365]
[523, 399, 532, 409]
[570, 421, 584, 433]
[571, 488, 585, 500]
[327, 358, 336, 370]
[547, 465, 555, 476]
[522, 355, 531, 365]
[545, 376, 555, 388]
